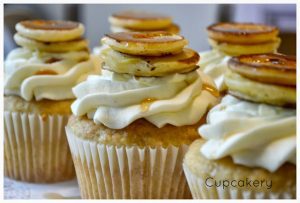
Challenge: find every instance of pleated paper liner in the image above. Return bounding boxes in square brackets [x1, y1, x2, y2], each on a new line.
[183, 163, 295, 199]
[4, 111, 76, 183]
[66, 127, 192, 199]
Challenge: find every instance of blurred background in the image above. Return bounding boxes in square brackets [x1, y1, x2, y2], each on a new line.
[4, 4, 296, 57]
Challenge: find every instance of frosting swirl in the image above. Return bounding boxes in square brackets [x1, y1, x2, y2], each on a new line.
[199, 50, 230, 92]
[71, 69, 218, 129]
[199, 95, 296, 172]
[4, 48, 101, 101]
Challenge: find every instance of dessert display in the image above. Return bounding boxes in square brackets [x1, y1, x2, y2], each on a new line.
[199, 22, 281, 92]
[4, 20, 101, 182]
[2, 6, 297, 201]
[66, 31, 219, 199]
[183, 53, 296, 199]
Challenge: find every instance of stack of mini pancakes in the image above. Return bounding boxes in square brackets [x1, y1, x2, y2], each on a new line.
[100, 31, 202, 77]
[14, 20, 89, 53]
[109, 10, 180, 34]
[225, 53, 296, 107]
[207, 22, 281, 56]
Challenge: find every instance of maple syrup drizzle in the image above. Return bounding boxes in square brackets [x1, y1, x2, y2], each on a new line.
[35, 70, 58, 75]
[202, 83, 220, 97]
[140, 98, 157, 112]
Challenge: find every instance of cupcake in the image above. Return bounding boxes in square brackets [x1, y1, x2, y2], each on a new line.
[199, 22, 281, 92]
[66, 31, 219, 199]
[183, 53, 296, 199]
[4, 20, 101, 182]
[93, 10, 180, 56]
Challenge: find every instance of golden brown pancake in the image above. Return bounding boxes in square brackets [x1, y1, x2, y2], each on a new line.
[101, 47, 199, 76]
[101, 31, 188, 56]
[20, 20, 80, 30]
[14, 33, 89, 53]
[109, 10, 172, 30]
[16, 19, 84, 42]
[106, 31, 184, 43]
[110, 23, 180, 34]
[207, 22, 279, 44]
[112, 10, 170, 21]
[102, 48, 200, 76]
[228, 53, 296, 86]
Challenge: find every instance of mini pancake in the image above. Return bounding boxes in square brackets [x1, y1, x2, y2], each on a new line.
[225, 69, 296, 106]
[16, 20, 84, 42]
[110, 23, 180, 34]
[228, 54, 296, 86]
[109, 10, 172, 30]
[208, 38, 280, 56]
[101, 47, 200, 76]
[14, 33, 89, 53]
[207, 22, 279, 44]
[101, 31, 188, 56]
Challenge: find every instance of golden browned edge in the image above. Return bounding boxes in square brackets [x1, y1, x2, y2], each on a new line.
[111, 10, 171, 20]
[102, 48, 200, 76]
[4, 95, 73, 115]
[67, 115, 207, 147]
[20, 20, 79, 30]
[228, 54, 296, 86]
[210, 38, 279, 46]
[227, 90, 296, 109]
[117, 23, 180, 34]
[164, 23, 180, 34]
[109, 48, 199, 64]
[105, 31, 185, 44]
[229, 53, 296, 72]
[184, 139, 296, 194]
[207, 22, 279, 45]
[103, 65, 200, 77]
[141, 48, 200, 64]
[18, 34, 88, 45]
[207, 22, 278, 36]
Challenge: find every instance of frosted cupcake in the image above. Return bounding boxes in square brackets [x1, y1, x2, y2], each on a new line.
[93, 10, 180, 56]
[183, 53, 296, 199]
[199, 22, 281, 92]
[4, 20, 101, 182]
[66, 31, 218, 199]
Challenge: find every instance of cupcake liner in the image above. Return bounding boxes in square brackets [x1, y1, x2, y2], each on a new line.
[183, 163, 295, 199]
[66, 127, 192, 199]
[4, 111, 75, 183]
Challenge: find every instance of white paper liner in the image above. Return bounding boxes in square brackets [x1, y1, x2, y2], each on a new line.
[183, 163, 295, 199]
[4, 111, 75, 183]
[66, 127, 192, 199]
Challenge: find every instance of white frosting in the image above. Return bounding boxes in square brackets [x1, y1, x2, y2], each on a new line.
[72, 69, 218, 129]
[93, 44, 109, 56]
[199, 95, 296, 172]
[4, 48, 101, 101]
[199, 49, 231, 92]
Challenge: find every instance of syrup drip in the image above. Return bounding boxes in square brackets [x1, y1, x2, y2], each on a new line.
[140, 98, 157, 112]
[202, 83, 220, 97]
[35, 69, 57, 75]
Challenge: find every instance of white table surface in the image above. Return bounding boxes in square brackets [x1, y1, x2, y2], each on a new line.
[4, 177, 80, 199]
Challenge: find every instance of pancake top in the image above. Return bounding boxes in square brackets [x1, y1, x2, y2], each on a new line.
[207, 22, 278, 35]
[229, 53, 296, 72]
[111, 10, 171, 20]
[20, 20, 80, 30]
[105, 31, 184, 43]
